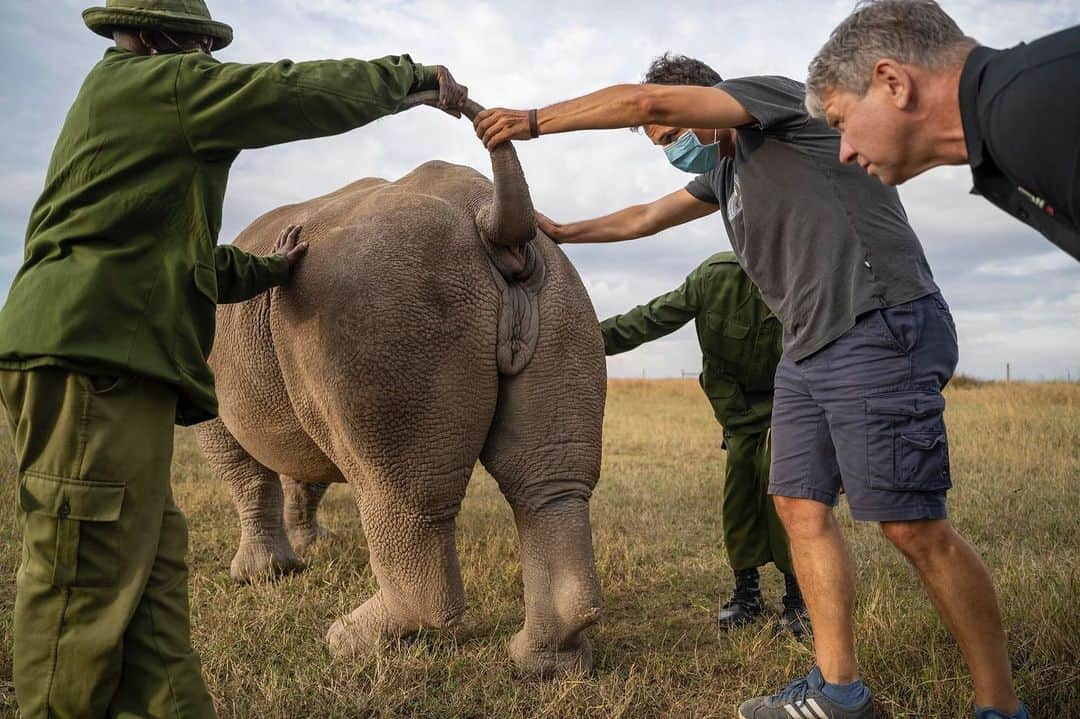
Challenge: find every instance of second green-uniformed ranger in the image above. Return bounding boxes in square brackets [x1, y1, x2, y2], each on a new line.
[600, 252, 810, 636]
[0, 1, 468, 717]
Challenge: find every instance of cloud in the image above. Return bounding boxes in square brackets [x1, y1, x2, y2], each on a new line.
[0, 251, 23, 273]
[0, 170, 44, 224]
[1, 1, 1078, 381]
[975, 251, 1077, 278]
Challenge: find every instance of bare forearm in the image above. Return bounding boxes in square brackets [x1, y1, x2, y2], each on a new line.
[549, 205, 651, 244]
[536, 85, 654, 136]
[541, 190, 718, 245]
[476, 85, 752, 149]
[537, 85, 751, 135]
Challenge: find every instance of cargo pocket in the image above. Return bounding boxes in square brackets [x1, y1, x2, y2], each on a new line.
[194, 262, 218, 303]
[18, 471, 125, 587]
[865, 390, 951, 492]
[176, 262, 220, 361]
[702, 374, 747, 419]
[898, 432, 950, 491]
[746, 318, 782, 390]
[706, 312, 751, 366]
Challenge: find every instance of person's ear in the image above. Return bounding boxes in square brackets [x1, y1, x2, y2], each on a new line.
[873, 59, 916, 110]
[137, 30, 158, 55]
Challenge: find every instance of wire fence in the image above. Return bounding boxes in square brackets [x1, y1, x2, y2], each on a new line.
[622, 365, 1080, 383]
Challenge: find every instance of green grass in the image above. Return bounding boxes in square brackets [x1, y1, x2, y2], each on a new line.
[1, 380, 1078, 717]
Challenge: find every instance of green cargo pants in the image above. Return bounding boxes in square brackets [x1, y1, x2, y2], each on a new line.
[721, 428, 792, 575]
[0, 368, 216, 719]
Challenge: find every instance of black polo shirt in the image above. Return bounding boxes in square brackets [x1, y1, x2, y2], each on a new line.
[959, 24, 1080, 261]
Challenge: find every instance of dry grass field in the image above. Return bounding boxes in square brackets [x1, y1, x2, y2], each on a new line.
[0, 379, 1077, 718]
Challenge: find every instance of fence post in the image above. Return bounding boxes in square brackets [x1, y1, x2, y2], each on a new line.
[1006, 363, 1011, 383]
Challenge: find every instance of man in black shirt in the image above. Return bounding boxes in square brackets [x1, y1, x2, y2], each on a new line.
[806, 0, 1080, 262]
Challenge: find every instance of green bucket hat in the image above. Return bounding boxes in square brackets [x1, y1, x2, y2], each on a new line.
[83, 0, 233, 50]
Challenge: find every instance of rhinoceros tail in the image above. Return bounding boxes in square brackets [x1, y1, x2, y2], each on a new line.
[401, 91, 545, 376]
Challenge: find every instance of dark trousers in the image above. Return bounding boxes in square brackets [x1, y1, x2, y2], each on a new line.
[722, 428, 792, 575]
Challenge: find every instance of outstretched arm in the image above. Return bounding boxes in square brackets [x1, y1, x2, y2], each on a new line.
[600, 275, 700, 356]
[178, 54, 468, 154]
[215, 225, 308, 304]
[475, 84, 752, 149]
[540, 189, 718, 244]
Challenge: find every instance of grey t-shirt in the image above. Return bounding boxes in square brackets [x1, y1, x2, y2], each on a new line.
[685, 75, 939, 361]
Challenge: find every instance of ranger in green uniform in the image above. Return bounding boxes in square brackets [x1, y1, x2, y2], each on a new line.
[601, 252, 810, 636]
[0, 2, 467, 717]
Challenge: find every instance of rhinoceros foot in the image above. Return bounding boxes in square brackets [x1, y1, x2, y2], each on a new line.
[326, 590, 461, 659]
[229, 537, 305, 583]
[286, 522, 333, 554]
[509, 629, 594, 678]
[325, 600, 397, 658]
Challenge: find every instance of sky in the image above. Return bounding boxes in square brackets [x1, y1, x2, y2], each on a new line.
[1, 1, 1078, 381]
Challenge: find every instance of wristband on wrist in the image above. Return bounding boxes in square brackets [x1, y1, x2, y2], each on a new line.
[528, 109, 540, 138]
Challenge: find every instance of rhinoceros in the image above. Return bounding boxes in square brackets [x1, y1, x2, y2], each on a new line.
[195, 93, 606, 676]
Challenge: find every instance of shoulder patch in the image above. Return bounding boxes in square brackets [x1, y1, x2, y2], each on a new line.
[704, 251, 739, 266]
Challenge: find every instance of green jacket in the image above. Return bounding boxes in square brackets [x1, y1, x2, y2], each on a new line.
[601, 252, 782, 433]
[0, 48, 438, 425]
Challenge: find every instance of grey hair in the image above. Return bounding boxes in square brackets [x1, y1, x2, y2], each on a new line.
[805, 0, 976, 117]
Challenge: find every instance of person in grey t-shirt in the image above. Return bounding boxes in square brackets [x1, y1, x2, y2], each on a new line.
[680, 73, 938, 361]
[473, 54, 1024, 719]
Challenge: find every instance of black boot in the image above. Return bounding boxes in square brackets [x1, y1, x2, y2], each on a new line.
[779, 572, 812, 638]
[718, 568, 764, 629]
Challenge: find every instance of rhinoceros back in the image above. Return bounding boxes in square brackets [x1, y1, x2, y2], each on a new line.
[227, 161, 545, 378]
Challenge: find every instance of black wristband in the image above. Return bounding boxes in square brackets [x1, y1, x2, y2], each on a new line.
[528, 109, 540, 138]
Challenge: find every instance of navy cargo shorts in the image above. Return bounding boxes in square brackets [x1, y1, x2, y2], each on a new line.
[768, 293, 959, 522]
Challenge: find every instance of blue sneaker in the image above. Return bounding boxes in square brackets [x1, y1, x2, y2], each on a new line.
[975, 705, 1030, 719]
[738, 667, 875, 719]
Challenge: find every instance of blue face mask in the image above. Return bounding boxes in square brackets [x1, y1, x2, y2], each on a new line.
[663, 129, 719, 173]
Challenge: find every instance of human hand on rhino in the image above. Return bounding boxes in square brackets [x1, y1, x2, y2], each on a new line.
[272, 224, 308, 270]
[433, 65, 469, 118]
[473, 107, 535, 149]
[534, 211, 566, 243]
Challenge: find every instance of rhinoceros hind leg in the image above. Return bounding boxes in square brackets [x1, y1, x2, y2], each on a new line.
[282, 477, 336, 553]
[479, 270, 606, 678]
[325, 470, 470, 659]
[481, 424, 604, 678]
[195, 418, 304, 582]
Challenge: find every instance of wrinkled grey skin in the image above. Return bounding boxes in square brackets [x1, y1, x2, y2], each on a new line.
[194, 94, 606, 677]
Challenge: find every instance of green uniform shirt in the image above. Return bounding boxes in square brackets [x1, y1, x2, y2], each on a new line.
[0, 48, 437, 425]
[600, 252, 782, 433]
